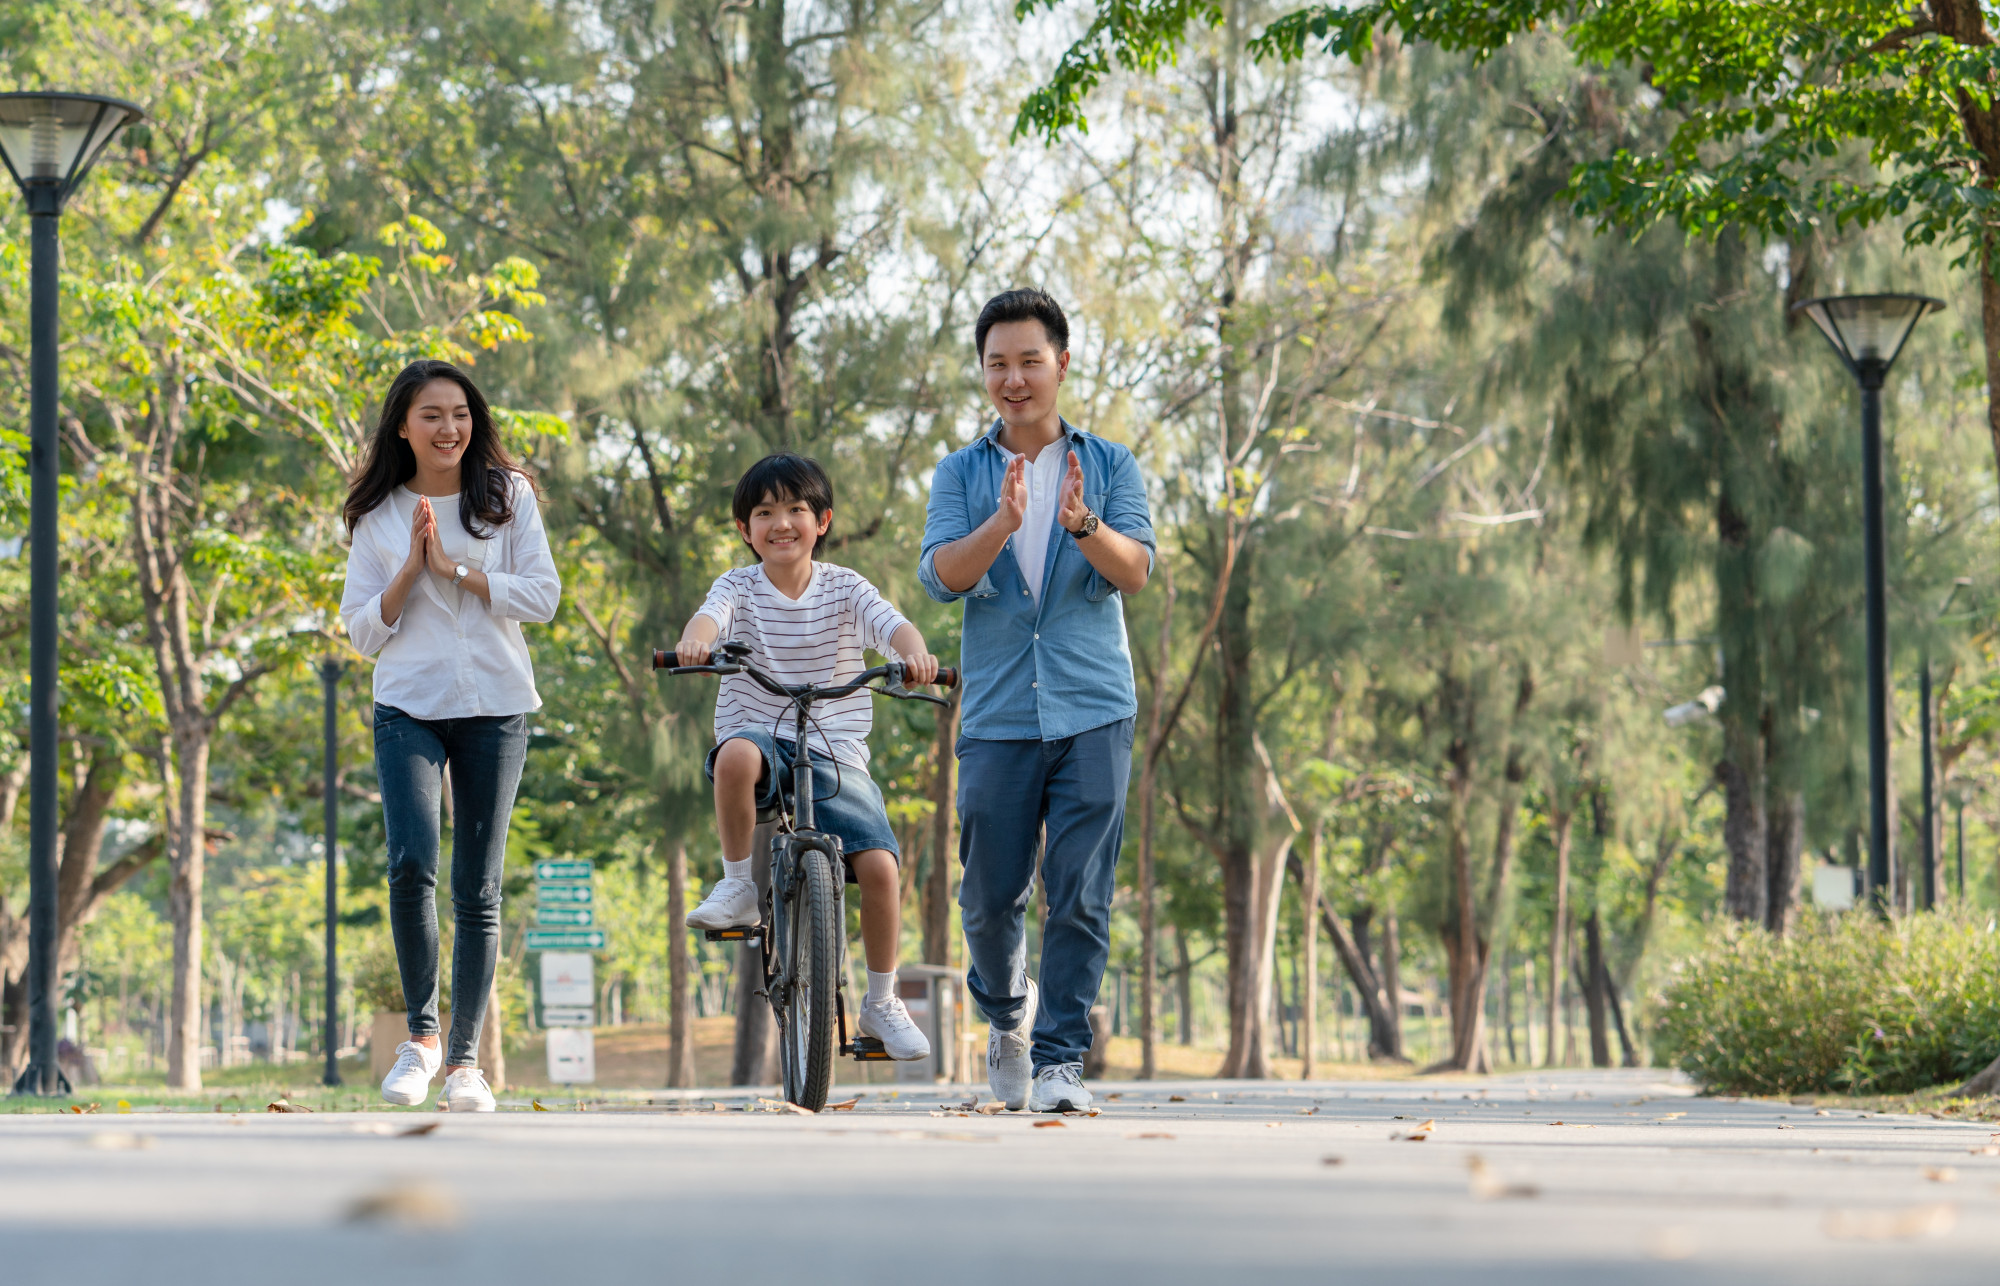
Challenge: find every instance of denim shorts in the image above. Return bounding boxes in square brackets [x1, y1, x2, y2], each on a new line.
[705, 728, 901, 871]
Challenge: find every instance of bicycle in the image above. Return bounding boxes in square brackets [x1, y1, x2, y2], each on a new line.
[654, 639, 958, 1111]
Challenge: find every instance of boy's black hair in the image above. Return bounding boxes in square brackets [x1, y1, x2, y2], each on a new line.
[732, 453, 835, 558]
[974, 288, 1069, 360]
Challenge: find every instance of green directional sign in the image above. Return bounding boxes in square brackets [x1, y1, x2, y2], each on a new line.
[536, 882, 592, 905]
[536, 906, 595, 928]
[526, 929, 607, 951]
[535, 860, 595, 882]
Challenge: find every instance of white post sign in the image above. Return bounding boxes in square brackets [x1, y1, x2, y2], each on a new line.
[547, 1028, 596, 1084]
[540, 952, 594, 1006]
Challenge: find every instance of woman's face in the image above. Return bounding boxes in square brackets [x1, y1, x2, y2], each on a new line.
[399, 378, 473, 480]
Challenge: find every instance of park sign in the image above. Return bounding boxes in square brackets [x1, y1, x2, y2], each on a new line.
[536, 905, 594, 927]
[526, 929, 607, 951]
[535, 859, 594, 882]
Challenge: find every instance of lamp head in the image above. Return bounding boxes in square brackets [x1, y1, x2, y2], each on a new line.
[0, 92, 144, 212]
[1791, 293, 1944, 383]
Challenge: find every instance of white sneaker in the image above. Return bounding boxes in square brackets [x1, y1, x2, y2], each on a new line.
[1029, 1061, 1092, 1113]
[381, 1040, 442, 1106]
[858, 994, 932, 1061]
[437, 1066, 496, 1112]
[986, 978, 1037, 1111]
[686, 876, 760, 930]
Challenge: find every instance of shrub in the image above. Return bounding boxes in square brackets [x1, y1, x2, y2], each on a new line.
[1654, 911, 2000, 1095]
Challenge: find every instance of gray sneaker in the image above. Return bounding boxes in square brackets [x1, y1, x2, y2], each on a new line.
[1028, 1061, 1091, 1113]
[986, 978, 1037, 1111]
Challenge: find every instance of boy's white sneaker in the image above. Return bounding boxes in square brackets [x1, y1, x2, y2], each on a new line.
[686, 876, 760, 930]
[858, 995, 932, 1061]
[986, 979, 1037, 1111]
[1028, 1061, 1092, 1113]
[437, 1066, 496, 1112]
[380, 1039, 441, 1106]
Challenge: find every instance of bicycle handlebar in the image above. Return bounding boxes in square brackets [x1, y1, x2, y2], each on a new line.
[651, 646, 958, 703]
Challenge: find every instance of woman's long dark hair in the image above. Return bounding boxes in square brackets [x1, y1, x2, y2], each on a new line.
[343, 360, 533, 538]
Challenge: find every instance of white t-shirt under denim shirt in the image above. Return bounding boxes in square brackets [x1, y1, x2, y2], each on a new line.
[1001, 442, 1067, 604]
[339, 475, 562, 720]
[695, 561, 910, 767]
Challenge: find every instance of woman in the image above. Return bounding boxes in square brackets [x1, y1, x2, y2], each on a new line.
[339, 359, 561, 1111]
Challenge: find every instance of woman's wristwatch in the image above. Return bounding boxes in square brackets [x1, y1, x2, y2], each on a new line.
[452, 564, 470, 587]
[1067, 508, 1100, 539]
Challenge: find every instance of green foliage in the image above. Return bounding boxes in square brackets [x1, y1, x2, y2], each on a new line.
[1656, 913, 2000, 1095]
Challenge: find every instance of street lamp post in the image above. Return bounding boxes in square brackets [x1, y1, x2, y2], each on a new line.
[321, 657, 343, 1088]
[0, 93, 143, 1096]
[1793, 293, 1944, 918]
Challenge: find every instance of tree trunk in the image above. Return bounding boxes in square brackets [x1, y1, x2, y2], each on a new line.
[1764, 787, 1805, 935]
[165, 731, 211, 1090]
[1379, 908, 1403, 1061]
[1175, 929, 1194, 1046]
[1544, 800, 1573, 1068]
[1441, 723, 1482, 1071]
[1136, 561, 1176, 1080]
[1301, 823, 1320, 1078]
[922, 694, 958, 966]
[1215, 549, 1259, 1078]
[667, 841, 696, 1088]
[1582, 910, 1611, 1068]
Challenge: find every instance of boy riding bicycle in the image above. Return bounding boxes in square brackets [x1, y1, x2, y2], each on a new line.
[678, 453, 940, 1062]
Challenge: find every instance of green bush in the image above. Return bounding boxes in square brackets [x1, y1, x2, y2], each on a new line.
[1654, 911, 2000, 1095]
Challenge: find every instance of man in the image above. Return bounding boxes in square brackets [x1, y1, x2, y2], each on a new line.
[920, 288, 1154, 1112]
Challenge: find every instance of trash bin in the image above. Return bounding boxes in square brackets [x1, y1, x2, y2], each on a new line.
[891, 963, 963, 1084]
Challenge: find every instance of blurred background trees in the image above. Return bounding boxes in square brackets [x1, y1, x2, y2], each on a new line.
[4, 0, 1999, 1088]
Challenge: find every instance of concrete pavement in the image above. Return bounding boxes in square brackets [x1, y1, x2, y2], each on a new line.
[3, 1068, 1997, 1284]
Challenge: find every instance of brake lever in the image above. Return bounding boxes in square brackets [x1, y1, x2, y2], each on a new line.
[881, 669, 950, 707]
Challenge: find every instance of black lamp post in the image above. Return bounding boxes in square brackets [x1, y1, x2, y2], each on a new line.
[1792, 293, 1943, 918]
[320, 657, 344, 1087]
[0, 92, 143, 1096]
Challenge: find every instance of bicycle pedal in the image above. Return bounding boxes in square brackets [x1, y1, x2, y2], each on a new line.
[845, 1037, 893, 1062]
[703, 926, 762, 944]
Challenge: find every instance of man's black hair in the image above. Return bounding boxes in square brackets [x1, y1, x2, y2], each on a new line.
[974, 288, 1069, 360]
[732, 453, 835, 559]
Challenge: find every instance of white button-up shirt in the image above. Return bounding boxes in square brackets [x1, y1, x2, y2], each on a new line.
[339, 475, 561, 719]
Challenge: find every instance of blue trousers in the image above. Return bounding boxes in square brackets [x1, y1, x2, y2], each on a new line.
[376, 705, 528, 1067]
[956, 717, 1134, 1070]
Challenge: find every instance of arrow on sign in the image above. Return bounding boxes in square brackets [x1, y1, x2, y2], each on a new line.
[535, 860, 595, 881]
[536, 906, 595, 927]
[526, 930, 607, 951]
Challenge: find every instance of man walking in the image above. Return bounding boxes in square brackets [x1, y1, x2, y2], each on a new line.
[920, 288, 1153, 1112]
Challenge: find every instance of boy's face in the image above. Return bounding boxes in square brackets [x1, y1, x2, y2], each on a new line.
[738, 490, 831, 566]
[982, 319, 1068, 430]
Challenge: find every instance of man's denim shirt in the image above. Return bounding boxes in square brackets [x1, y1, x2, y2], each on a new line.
[919, 419, 1155, 742]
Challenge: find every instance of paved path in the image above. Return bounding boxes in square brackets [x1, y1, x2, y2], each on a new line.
[4, 1069, 1997, 1284]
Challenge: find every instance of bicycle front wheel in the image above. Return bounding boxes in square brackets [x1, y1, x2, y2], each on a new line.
[778, 846, 839, 1111]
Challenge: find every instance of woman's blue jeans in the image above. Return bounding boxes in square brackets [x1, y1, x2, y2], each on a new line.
[375, 705, 528, 1067]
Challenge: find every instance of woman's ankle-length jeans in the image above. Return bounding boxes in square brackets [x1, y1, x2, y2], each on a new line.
[376, 704, 528, 1067]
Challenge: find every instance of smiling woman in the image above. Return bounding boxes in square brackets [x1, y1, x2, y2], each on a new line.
[337, 359, 562, 1113]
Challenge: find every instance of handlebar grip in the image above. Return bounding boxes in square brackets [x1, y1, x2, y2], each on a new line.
[653, 649, 670, 670]
[936, 667, 958, 690]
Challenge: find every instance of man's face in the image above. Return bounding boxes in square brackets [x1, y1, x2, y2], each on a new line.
[982, 319, 1068, 429]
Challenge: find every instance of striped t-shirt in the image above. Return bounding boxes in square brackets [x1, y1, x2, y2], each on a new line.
[695, 562, 911, 766]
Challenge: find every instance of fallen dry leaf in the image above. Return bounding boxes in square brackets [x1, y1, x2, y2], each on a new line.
[827, 1098, 860, 1112]
[755, 1097, 814, 1116]
[1656, 1112, 1687, 1121]
[68, 1103, 100, 1115]
[1125, 1132, 1175, 1140]
[266, 1101, 313, 1113]
[974, 1102, 1006, 1116]
[85, 1131, 152, 1151]
[532, 1100, 549, 1112]
[344, 1183, 460, 1229]
[1033, 1120, 1066, 1129]
[1321, 1155, 1345, 1167]
[399, 1121, 441, 1137]
[1391, 1132, 1429, 1142]
[1823, 1204, 1957, 1242]
[1415, 1119, 1436, 1132]
[1107, 1093, 1124, 1101]
[1168, 1095, 1186, 1103]
[1297, 1107, 1318, 1115]
[1924, 1167, 1959, 1184]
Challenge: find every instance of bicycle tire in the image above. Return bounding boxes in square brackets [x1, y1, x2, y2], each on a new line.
[778, 845, 840, 1111]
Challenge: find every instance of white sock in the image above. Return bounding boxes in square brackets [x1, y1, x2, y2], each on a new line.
[722, 857, 752, 882]
[867, 969, 897, 1004]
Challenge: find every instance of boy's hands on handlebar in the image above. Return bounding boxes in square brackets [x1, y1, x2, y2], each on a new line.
[889, 622, 941, 686]
[676, 613, 721, 667]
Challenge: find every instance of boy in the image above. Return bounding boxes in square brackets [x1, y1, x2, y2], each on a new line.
[678, 452, 939, 1061]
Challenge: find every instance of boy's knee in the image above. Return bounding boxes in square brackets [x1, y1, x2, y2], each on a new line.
[713, 739, 764, 788]
[851, 849, 898, 893]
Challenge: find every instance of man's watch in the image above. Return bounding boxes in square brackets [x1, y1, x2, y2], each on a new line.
[451, 564, 470, 587]
[1068, 508, 1100, 539]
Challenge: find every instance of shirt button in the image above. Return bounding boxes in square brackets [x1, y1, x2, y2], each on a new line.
[1033, 633, 1039, 640]
[1032, 681, 1038, 689]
